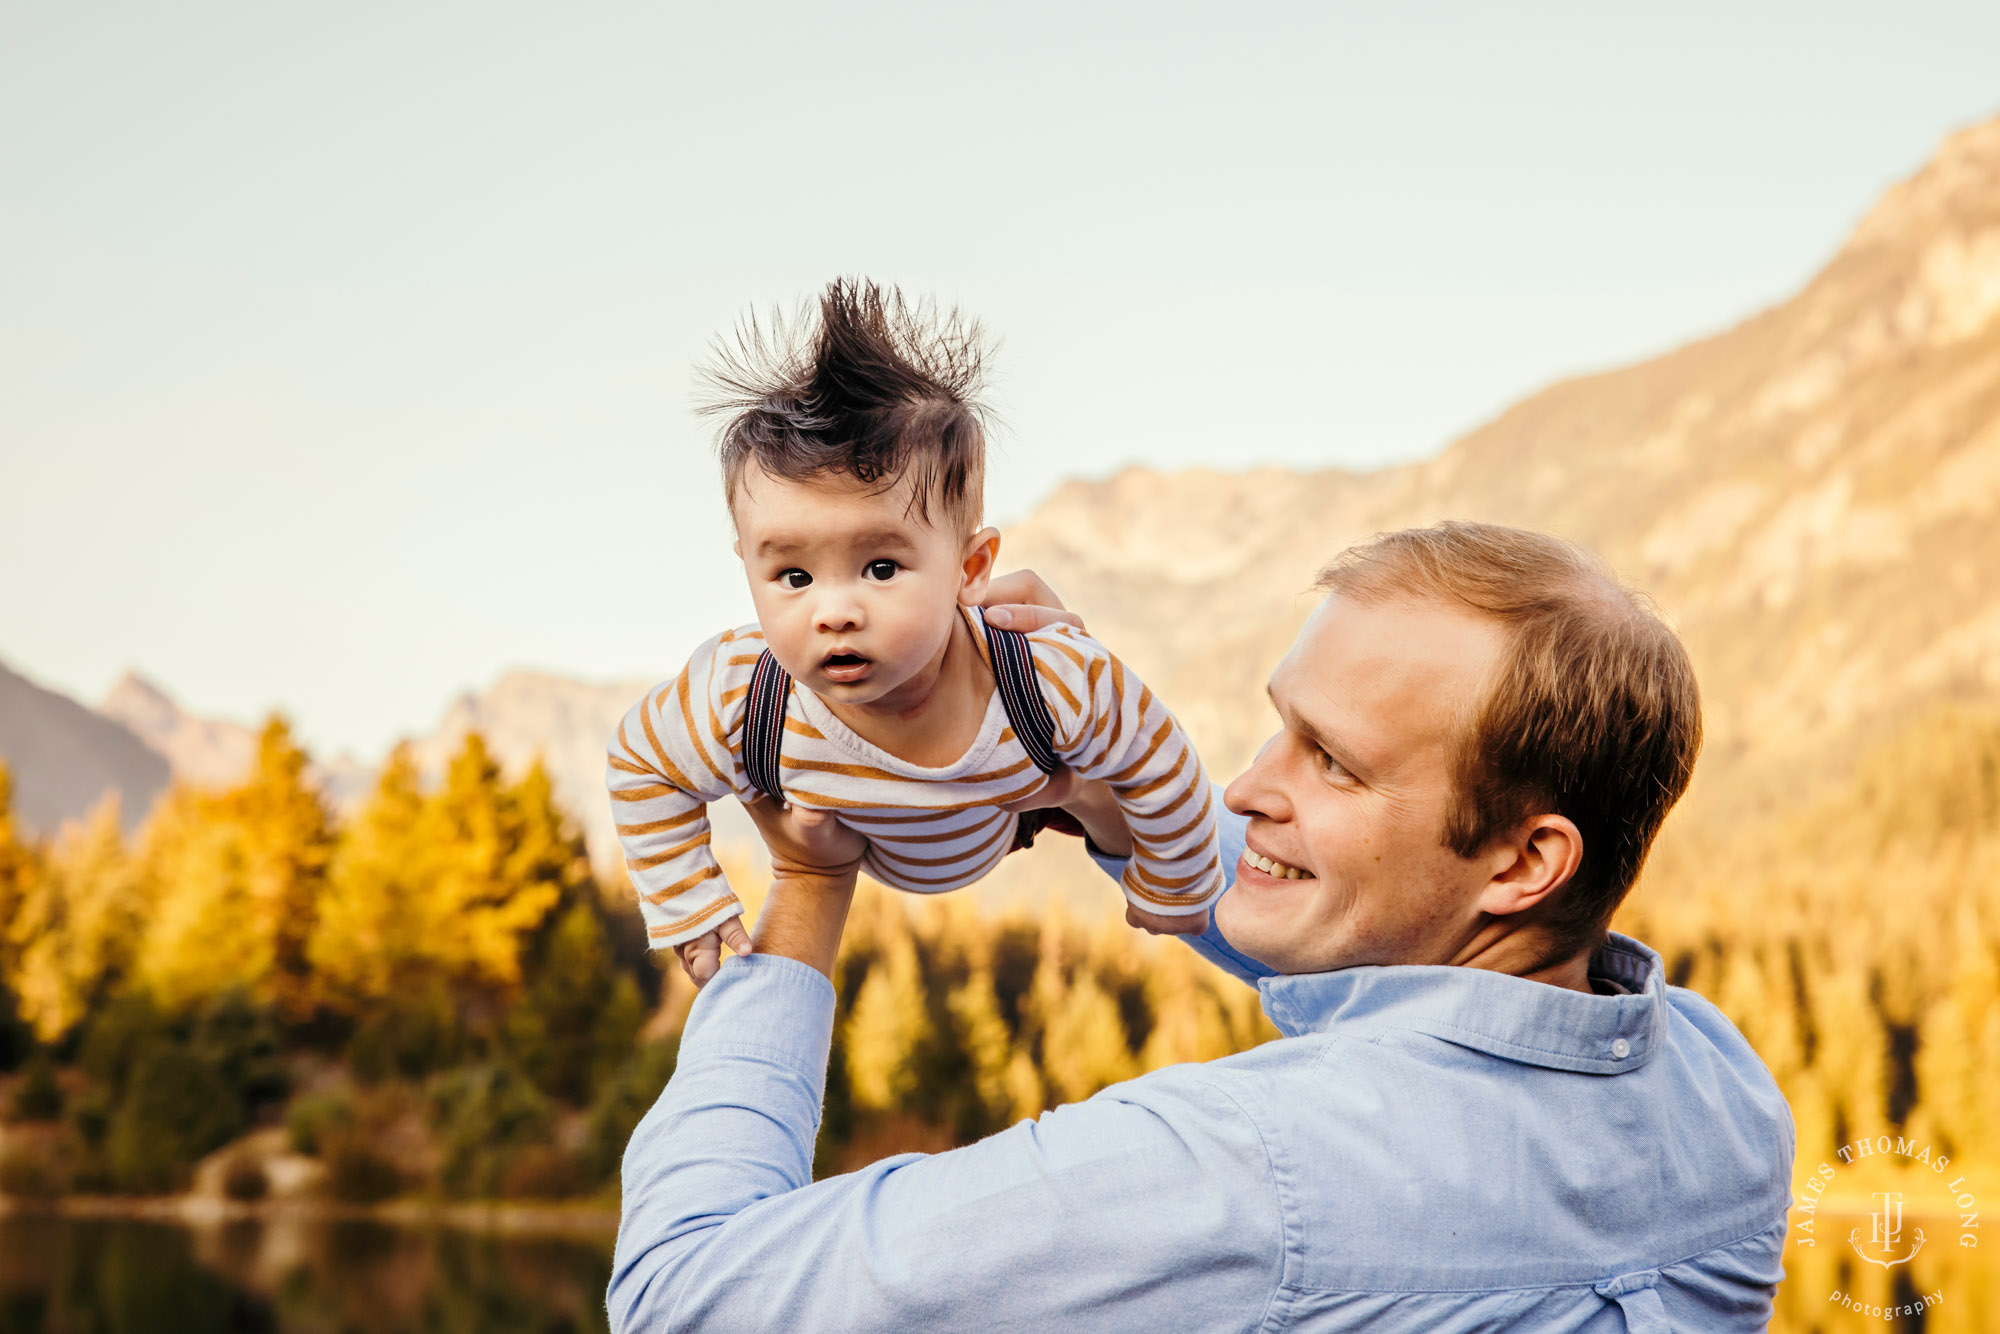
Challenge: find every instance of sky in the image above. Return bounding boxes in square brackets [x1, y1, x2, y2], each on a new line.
[3, 1, 1998, 761]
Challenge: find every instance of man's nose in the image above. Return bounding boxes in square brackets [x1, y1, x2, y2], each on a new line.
[1223, 733, 1291, 822]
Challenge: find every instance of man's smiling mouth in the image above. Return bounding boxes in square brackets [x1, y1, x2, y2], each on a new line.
[1244, 849, 1314, 880]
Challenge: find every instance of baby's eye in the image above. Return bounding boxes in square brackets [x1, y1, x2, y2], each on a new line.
[778, 569, 813, 590]
[863, 559, 900, 582]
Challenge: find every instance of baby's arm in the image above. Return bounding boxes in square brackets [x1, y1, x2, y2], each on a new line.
[605, 631, 754, 955]
[1028, 625, 1223, 917]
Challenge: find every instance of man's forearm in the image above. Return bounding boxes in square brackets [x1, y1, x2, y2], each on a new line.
[748, 868, 858, 980]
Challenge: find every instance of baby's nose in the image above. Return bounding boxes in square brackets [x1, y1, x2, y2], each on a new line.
[814, 592, 864, 634]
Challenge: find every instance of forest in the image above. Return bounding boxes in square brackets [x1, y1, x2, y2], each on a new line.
[1, 701, 1997, 1239]
[0, 719, 1268, 1204]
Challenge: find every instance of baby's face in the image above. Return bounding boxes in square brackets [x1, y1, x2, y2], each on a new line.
[733, 468, 992, 707]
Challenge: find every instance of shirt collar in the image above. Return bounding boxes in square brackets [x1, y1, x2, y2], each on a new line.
[1256, 932, 1668, 1075]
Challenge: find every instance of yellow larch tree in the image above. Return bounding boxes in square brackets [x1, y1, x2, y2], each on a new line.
[135, 718, 334, 1019]
[8, 798, 140, 1043]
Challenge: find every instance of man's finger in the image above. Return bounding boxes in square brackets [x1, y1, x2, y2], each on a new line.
[983, 604, 1086, 634]
[998, 767, 1077, 812]
[984, 569, 1066, 612]
[719, 916, 753, 958]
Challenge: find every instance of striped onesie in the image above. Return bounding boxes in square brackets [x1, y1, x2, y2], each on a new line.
[606, 606, 1223, 949]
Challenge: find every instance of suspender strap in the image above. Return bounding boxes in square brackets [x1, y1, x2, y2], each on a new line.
[982, 615, 1063, 776]
[743, 649, 793, 804]
[741, 617, 1061, 808]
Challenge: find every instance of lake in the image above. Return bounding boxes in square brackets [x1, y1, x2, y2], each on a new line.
[2, 1211, 1995, 1331]
[0, 1214, 613, 1334]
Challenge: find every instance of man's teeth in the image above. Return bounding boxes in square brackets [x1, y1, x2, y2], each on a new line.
[1246, 850, 1313, 880]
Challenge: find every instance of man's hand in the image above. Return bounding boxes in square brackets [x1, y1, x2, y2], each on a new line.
[737, 796, 868, 984]
[981, 569, 1087, 634]
[673, 802, 866, 991]
[1000, 766, 1134, 857]
[741, 794, 868, 876]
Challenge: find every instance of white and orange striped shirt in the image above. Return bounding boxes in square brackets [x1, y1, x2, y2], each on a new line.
[606, 607, 1223, 949]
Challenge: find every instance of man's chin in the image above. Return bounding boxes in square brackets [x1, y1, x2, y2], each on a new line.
[1215, 894, 1291, 973]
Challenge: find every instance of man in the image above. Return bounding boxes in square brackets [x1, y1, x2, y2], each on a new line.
[608, 522, 1795, 1332]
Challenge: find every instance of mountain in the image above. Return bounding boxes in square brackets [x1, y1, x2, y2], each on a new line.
[6, 116, 1997, 865]
[98, 672, 258, 792]
[0, 659, 168, 836]
[1002, 115, 2000, 827]
[402, 669, 664, 869]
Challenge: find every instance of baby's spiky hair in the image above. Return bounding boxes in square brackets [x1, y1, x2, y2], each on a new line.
[701, 277, 993, 529]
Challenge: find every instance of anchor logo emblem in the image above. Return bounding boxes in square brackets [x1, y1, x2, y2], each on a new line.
[1849, 1192, 1925, 1268]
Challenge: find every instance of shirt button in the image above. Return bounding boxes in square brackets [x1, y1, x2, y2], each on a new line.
[1611, 1038, 1632, 1059]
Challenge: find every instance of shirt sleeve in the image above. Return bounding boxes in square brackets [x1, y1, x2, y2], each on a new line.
[1026, 624, 1224, 917]
[604, 628, 761, 949]
[1089, 796, 1279, 987]
[607, 954, 1286, 1333]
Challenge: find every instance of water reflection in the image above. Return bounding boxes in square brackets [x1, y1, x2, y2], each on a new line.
[8, 1210, 1998, 1332]
[1774, 1216, 1998, 1334]
[0, 1215, 612, 1334]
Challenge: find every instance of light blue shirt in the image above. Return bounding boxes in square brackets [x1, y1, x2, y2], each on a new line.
[610, 809, 1794, 1331]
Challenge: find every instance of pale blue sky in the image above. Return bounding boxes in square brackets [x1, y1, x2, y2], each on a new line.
[3, 2, 1997, 760]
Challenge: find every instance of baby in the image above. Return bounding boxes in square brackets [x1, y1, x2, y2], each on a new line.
[607, 279, 1223, 981]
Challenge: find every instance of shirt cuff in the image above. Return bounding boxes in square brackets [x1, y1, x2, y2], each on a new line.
[679, 952, 839, 1093]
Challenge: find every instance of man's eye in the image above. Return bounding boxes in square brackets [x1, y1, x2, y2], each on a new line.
[779, 569, 813, 590]
[1317, 749, 1348, 779]
[863, 559, 900, 582]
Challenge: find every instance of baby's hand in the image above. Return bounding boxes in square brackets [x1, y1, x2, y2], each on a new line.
[1126, 903, 1211, 937]
[673, 916, 754, 988]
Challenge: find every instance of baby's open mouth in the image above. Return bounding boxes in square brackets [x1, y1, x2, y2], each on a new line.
[822, 652, 872, 681]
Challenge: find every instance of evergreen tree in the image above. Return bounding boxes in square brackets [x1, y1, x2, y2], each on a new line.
[845, 927, 927, 1112]
[506, 900, 645, 1105]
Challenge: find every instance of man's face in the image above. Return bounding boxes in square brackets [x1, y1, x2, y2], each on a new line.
[733, 468, 978, 706]
[1217, 590, 1508, 975]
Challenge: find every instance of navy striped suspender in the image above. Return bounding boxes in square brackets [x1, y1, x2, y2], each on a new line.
[981, 615, 1063, 776]
[740, 612, 1063, 806]
[743, 649, 793, 804]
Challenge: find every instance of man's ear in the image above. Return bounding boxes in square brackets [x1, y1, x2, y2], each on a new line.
[957, 527, 1003, 606]
[1475, 815, 1583, 919]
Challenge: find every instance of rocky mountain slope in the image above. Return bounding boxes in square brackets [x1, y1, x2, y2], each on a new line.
[97, 672, 259, 792]
[6, 115, 1997, 860]
[1004, 116, 2000, 825]
[0, 660, 167, 835]
[403, 669, 659, 868]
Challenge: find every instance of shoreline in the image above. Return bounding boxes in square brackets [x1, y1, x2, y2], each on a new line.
[0, 1191, 619, 1238]
[6, 1191, 1954, 1233]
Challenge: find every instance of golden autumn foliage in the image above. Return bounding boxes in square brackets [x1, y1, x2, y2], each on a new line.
[4, 697, 2000, 1246]
[5, 799, 139, 1043]
[1619, 703, 2000, 1196]
[311, 737, 589, 1012]
[133, 719, 334, 1020]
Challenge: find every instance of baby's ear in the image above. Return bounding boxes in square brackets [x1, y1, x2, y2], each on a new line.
[958, 527, 1003, 606]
